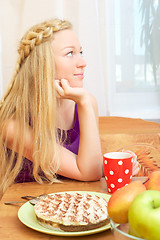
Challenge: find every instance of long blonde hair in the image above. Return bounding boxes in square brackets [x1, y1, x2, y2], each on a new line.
[0, 19, 72, 198]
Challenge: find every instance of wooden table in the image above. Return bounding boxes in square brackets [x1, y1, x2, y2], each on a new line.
[0, 177, 145, 240]
[99, 116, 160, 134]
[0, 178, 113, 240]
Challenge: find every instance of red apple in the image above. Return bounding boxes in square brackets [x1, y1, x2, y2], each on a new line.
[146, 171, 160, 191]
[107, 181, 146, 224]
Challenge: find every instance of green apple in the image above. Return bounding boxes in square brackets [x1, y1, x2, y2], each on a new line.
[146, 171, 160, 191]
[107, 181, 146, 224]
[128, 190, 160, 240]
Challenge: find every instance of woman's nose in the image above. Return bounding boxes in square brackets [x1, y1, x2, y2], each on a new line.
[77, 54, 87, 68]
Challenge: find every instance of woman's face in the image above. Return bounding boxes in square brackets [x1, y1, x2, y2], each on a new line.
[52, 29, 87, 88]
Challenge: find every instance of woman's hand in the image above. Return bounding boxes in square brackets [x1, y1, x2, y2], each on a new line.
[55, 79, 89, 103]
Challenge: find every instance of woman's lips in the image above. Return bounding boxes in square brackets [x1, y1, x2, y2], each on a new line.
[74, 73, 84, 78]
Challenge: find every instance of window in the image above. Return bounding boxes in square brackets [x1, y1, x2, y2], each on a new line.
[105, 0, 160, 119]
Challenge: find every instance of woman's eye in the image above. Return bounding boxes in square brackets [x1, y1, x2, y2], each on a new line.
[66, 50, 83, 57]
[66, 51, 73, 57]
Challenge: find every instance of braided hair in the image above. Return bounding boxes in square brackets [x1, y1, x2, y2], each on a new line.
[0, 19, 72, 198]
[0, 19, 71, 108]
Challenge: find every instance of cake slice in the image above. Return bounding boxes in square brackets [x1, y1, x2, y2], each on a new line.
[34, 192, 109, 232]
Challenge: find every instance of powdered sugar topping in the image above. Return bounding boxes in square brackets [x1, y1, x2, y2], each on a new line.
[34, 192, 108, 226]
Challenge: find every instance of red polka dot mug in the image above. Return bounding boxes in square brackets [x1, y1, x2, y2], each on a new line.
[103, 152, 133, 193]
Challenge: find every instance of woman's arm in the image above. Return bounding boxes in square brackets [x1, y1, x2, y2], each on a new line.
[55, 79, 103, 181]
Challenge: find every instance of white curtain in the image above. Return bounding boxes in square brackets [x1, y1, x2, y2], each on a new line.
[0, 0, 160, 118]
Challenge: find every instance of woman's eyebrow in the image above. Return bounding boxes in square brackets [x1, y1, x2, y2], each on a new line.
[61, 46, 82, 51]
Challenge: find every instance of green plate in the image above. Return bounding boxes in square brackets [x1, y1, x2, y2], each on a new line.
[18, 191, 111, 236]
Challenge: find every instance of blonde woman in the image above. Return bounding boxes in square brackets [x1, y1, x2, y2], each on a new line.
[0, 19, 103, 198]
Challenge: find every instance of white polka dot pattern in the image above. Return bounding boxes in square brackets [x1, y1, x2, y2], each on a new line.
[118, 178, 123, 183]
[125, 169, 129, 174]
[118, 160, 123, 165]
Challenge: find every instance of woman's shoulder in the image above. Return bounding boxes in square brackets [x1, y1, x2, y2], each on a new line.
[3, 119, 16, 140]
[3, 118, 33, 160]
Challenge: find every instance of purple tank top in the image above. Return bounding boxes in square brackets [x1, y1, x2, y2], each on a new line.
[57, 104, 80, 155]
[14, 104, 80, 183]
